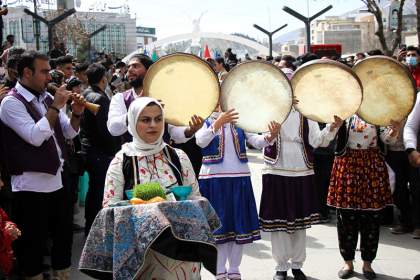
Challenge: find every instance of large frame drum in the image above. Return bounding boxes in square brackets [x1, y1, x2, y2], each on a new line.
[143, 53, 220, 126]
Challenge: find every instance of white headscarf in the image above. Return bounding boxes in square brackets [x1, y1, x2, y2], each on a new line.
[122, 97, 167, 156]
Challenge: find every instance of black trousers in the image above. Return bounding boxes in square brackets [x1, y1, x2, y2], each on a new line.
[386, 151, 412, 226]
[313, 152, 334, 218]
[14, 187, 73, 277]
[84, 153, 113, 236]
[410, 167, 420, 229]
[337, 209, 381, 263]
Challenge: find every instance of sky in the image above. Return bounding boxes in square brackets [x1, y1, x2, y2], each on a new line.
[81, 0, 365, 41]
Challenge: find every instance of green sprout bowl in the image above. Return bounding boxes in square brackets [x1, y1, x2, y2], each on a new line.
[171, 186, 192, 201]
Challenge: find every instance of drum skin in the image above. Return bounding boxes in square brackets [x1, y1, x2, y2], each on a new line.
[292, 59, 363, 124]
[353, 56, 416, 126]
[143, 53, 220, 126]
[220, 61, 293, 133]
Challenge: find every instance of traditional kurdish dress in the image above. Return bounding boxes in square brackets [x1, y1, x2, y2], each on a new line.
[102, 98, 203, 280]
[327, 115, 395, 263]
[259, 109, 337, 274]
[0, 208, 15, 277]
[195, 112, 270, 280]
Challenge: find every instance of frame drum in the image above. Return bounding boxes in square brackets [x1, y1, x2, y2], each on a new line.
[353, 56, 416, 126]
[292, 59, 363, 123]
[143, 53, 220, 126]
[220, 61, 293, 133]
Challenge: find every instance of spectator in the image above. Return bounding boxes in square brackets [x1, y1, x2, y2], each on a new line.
[0, 50, 85, 280]
[74, 62, 89, 92]
[49, 40, 65, 59]
[81, 63, 120, 236]
[405, 46, 420, 89]
[56, 55, 74, 80]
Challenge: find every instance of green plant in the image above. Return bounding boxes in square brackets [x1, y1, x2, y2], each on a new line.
[133, 182, 166, 201]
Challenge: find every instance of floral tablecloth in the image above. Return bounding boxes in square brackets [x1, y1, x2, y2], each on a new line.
[79, 198, 220, 280]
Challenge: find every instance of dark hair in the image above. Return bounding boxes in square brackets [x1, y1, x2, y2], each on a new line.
[8, 47, 25, 57]
[407, 45, 420, 55]
[215, 57, 230, 72]
[356, 52, 366, 58]
[367, 49, 384, 56]
[101, 59, 113, 69]
[55, 55, 73, 66]
[115, 61, 126, 69]
[274, 56, 282, 62]
[129, 54, 154, 70]
[17, 51, 49, 78]
[281, 55, 297, 70]
[74, 62, 89, 73]
[6, 54, 21, 69]
[86, 63, 106, 86]
[6, 34, 14, 42]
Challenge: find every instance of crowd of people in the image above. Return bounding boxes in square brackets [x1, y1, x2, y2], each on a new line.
[0, 37, 419, 280]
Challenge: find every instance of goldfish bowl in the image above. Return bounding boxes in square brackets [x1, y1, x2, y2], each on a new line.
[171, 186, 192, 201]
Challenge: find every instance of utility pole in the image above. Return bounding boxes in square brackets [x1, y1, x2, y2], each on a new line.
[33, 0, 40, 50]
[282, 5, 333, 51]
[24, 7, 76, 52]
[253, 24, 288, 58]
[87, 25, 107, 62]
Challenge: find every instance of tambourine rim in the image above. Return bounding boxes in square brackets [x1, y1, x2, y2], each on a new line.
[292, 59, 364, 124]
[353, 55, 417, 126]
[142, 52, 221, 125]
[220, 60, 294, 132]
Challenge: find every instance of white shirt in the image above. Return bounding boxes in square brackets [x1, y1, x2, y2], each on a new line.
[263, 109, 337, 177]
[107, 89, 190, 143]
[195, 119, 269, 179]
[404, 94, 420, 150]
[0, 82, 78, 192]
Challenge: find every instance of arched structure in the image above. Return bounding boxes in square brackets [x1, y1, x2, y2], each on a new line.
[123, 32, 278, 61]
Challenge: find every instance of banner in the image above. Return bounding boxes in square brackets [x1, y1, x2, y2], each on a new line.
[389, 0, 401, 31]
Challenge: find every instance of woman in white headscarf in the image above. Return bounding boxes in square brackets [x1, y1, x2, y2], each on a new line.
[103, 97, 202, 279]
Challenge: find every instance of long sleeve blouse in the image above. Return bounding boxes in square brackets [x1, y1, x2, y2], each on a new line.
[103, 148, 200, 207]
[263, 109, 337, 177]
[195, 118, 270, 179]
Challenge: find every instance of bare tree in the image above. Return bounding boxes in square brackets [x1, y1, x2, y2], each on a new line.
[361, 0, 406, 55]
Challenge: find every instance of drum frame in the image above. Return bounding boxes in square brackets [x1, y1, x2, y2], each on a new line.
[143, 52, 221, 125]
[221, 60, 293, 132]
[353, 55, 417, 126]
[292, 59, 363, 123]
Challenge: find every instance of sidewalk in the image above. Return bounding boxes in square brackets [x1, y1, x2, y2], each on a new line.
[71, 149, 420, 280]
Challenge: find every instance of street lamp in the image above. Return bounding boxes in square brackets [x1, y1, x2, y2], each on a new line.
[252, 24, 288, 58]
[282, 5, 333, 51]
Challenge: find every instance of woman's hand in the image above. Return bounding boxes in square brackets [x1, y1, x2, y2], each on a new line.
[185, 115, 204, 137]
[266, 121, 281, 143]
[213, 109, 239, 131]
[330, 115, 344, 132]
[389, 119, 403, 137]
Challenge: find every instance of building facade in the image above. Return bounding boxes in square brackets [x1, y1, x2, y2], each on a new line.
[2, 6, 136, 58]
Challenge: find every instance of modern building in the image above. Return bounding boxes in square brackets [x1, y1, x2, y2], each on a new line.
[136, 26, 157, 50]
[310, 16, 377, 54]
[1, 6, 136, 58]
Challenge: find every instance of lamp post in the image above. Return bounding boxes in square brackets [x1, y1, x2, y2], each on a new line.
[253, 24, 287, 58]
[24, 7, 76, 52]
[282, 5, 333, 51]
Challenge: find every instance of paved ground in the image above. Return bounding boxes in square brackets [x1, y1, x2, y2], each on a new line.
[71, 149, 420, 280]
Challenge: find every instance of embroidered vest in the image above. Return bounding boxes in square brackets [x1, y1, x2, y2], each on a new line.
[335, 116, 386, 156]
[0, 88, 67, 175]
[264, 114, 314, 168]
[201, 119, 248, 164]
[121, 89, 171, 144]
